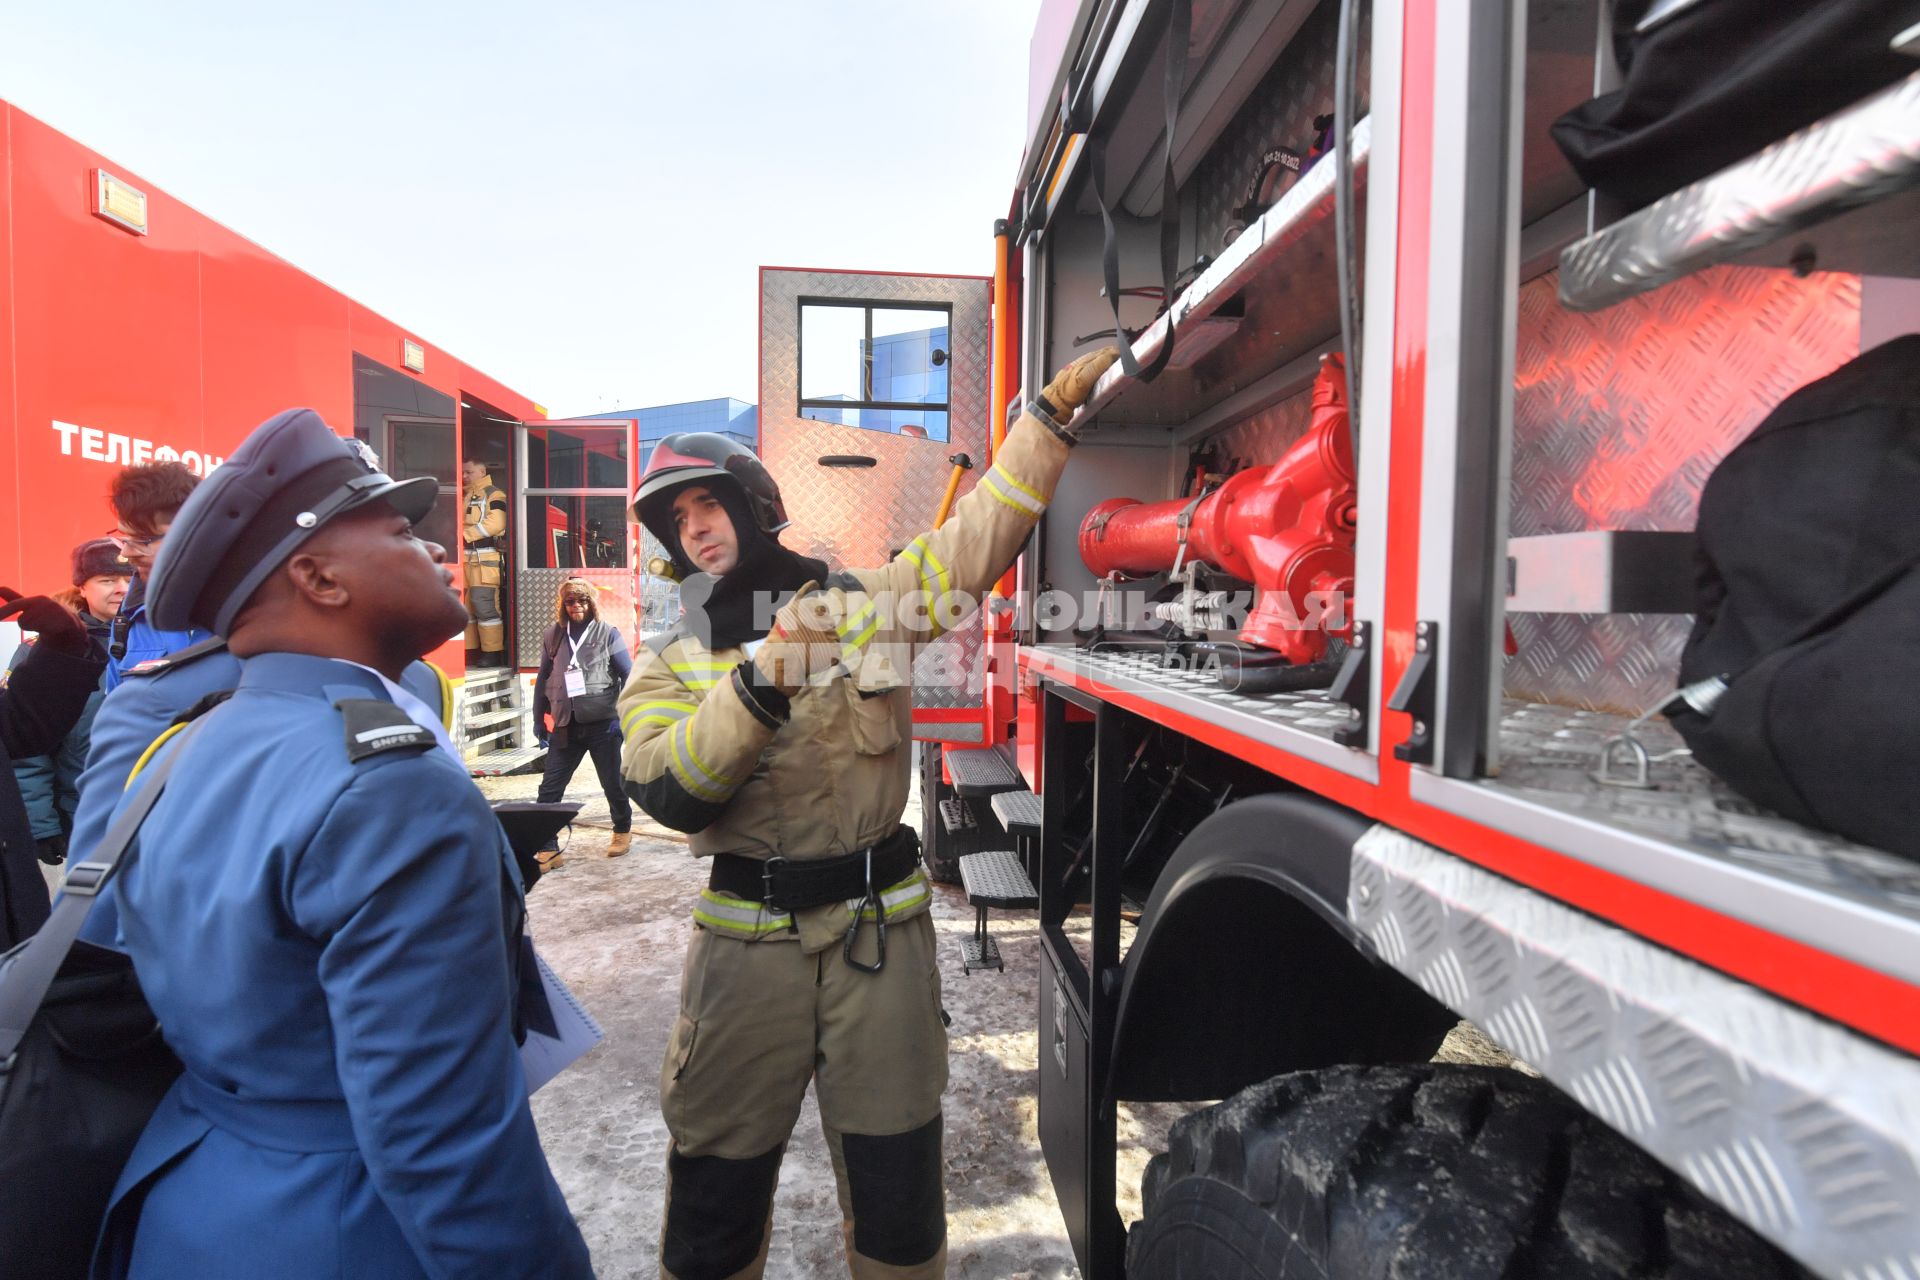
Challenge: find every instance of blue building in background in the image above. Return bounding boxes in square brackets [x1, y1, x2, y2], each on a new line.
[581, 396, 758, 466]
[799, 322, 950, 440]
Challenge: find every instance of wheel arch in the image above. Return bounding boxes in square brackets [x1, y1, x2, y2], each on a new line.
[1109, 792, 1456, 1102]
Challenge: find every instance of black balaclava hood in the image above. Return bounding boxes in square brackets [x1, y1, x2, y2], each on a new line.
[673, 482, 827, 650]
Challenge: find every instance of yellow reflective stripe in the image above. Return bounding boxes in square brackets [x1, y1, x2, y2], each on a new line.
[982, 465, 1044, 516]
[668, 660, 730, 693]
[673, 720, 739, 798]
[622, 700, 694, 739]
[837, 599, 881, 654]
[693, 889, 793, 935]
[126, 723, 189, 787]
[424, 661, 454, 730]
[991, 463, 1047, 509]
[855, 872, 931, 920]
[900, 538, 952, 638]
[921, 542, 951, 597]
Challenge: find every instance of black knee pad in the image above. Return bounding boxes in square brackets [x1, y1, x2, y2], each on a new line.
[843, 1115, 946, 1266]
[663, 1144, 783, 1280]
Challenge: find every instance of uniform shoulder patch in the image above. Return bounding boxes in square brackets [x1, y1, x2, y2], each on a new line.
[337, 698, 436, 762]
[123, 635, 229, 679]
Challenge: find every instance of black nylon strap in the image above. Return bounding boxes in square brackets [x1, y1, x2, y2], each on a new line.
[707, 830, 919, 911]
[1088, 0, 1189, 384]
[0, 716, 209, 1061]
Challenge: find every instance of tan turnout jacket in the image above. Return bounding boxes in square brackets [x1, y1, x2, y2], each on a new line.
[617, 410, 1071, 950]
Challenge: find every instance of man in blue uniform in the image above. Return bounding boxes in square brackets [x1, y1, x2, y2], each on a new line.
[66, 638, 452, 948]
[94, 408, 590, 1279]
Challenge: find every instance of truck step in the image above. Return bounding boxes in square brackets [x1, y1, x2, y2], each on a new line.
[939, 797, 975, 834]
[946, 745, 1024, 798]
[988, 789, 1042, 836]
[959, 848, 1038, 910]
[962, 935, 1003, 975]
[467, 745, 547, 777]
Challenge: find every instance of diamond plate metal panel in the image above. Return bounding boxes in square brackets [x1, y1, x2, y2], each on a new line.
[1490, 698, 1920, 916]
[1351, 827, 1920, 1280]
[760, 269, 995, 713]
[516, 568, 637, 670]
[1211, 384, 1313, 466]
[1189, 0, 1371, 259]
[1506, 266, 1861, 713]
[1560, 71, 1920, 312]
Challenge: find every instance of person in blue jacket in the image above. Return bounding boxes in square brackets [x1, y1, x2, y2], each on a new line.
[102, 462, 214, 691]
[93, 408, 591, 1279]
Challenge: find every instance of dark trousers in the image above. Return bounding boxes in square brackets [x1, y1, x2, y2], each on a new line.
[536, 721, 632, 845]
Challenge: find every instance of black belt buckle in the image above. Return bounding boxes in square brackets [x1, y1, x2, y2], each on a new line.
[761, 856, 789, 913]
[843, 847, 888, 974]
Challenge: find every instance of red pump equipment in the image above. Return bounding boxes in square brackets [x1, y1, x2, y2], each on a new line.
[1077, 353, 1357, 665]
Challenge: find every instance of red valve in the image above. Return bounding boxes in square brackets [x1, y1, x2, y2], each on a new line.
[1077, 353, 1358, 665]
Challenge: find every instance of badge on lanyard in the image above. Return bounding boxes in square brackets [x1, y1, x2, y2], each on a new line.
[564, 622, 592, 696]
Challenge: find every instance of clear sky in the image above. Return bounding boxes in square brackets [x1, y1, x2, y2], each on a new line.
[0, 0, 1042, 416]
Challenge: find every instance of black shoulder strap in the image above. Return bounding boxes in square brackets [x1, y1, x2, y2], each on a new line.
[337, 699, 436, 763]
[1088, 0, 1188, 385]
[0, 715, 211, 1061]
[121, 635, 229, 680]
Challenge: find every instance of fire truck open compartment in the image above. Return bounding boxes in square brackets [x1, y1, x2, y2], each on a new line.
[992, 0, 1920, 1275]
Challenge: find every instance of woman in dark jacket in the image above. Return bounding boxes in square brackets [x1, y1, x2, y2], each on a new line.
[531, 579, 633, 868]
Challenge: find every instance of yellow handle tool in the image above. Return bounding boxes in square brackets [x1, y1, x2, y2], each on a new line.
[933, 452, 973, 529]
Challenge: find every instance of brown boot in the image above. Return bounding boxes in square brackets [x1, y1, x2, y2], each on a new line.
[537, 848, 566, 873]
[607, 832, 632, 857]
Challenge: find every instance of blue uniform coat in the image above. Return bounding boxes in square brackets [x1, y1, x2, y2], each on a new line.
[102, 578, 212, 693]
[94, 653, 590, 1279]
[69, 644, 447, 948]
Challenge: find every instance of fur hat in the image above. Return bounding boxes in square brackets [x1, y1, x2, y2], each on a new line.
[71, 538, 132, 587]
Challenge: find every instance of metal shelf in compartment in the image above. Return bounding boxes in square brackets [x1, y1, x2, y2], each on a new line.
[1559, 71, 1920, 312]
[1025, 645, 1374, 781]
[1408, 699, 1920, 986]
[1074, 116, 1372, 431]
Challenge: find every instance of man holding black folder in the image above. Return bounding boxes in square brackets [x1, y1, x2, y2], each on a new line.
[85, 408, 590, 1279]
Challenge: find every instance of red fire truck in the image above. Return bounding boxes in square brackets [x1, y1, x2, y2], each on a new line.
[906, 1, 1920, 1276]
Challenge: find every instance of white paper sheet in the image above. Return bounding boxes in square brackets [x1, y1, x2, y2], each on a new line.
[518, 950, 604, 1093]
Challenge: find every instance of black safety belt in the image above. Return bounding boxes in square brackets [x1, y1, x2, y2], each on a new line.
[1090, 0, 1191, 383]
[0, 717, 208, 1063]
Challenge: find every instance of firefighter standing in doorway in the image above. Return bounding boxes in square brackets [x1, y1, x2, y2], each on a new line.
[461, 458, 509, 667]
[618, 346, 1120, 1279]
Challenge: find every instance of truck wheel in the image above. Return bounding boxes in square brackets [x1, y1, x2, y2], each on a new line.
[1129, 1064, 1810, 1279]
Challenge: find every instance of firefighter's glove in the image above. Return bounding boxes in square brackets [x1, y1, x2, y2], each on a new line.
[1031, 346, 1122, 442]
[751, 583, 846, 699]
[0, 588, 89, 654]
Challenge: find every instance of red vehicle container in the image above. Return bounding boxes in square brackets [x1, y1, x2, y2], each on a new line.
[0, 100, 638, 762]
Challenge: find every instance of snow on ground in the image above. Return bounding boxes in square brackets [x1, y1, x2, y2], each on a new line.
[481, 766, 1195, 1279]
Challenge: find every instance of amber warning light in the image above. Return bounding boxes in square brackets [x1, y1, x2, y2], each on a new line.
[91, 169, 148, 235]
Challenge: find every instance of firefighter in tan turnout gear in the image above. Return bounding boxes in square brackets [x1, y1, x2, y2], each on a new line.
[619, 347, 1120, 1279]
[461, 458, 509, 667]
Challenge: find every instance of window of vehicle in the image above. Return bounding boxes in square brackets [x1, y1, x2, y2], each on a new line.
[798, 300, 951, 441]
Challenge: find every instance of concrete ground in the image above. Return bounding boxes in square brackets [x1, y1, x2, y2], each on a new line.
[481, 764, 1197, 1280]
[482, 764, 1521, 1279]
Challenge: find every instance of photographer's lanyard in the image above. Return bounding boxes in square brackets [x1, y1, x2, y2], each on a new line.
[563, 621, 597, 698]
